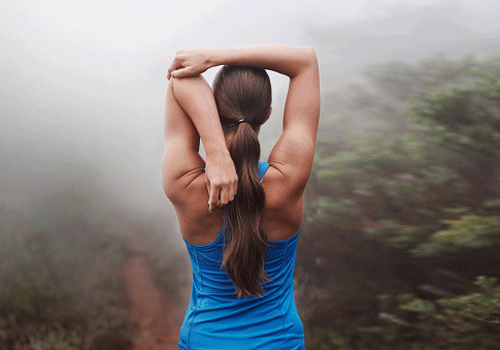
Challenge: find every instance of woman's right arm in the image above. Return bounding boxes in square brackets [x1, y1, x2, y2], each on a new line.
[168, 45, 320, 197]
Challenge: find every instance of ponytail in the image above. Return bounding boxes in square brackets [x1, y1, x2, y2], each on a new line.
[224, 122, 267, 297]
[213, 65, 272, 298]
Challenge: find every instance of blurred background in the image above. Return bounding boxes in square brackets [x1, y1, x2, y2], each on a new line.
[1, 0, 500, 349]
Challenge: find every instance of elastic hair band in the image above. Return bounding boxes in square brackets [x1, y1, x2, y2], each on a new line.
[238, 118, 250, 125]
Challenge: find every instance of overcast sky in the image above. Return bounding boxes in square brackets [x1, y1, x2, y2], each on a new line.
[1, 0, 500, 237]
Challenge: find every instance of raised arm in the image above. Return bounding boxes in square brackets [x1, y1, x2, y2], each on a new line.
[168, 46, 316, 80]
[168, 45, 320, 195]
[162, 75, 237, 213]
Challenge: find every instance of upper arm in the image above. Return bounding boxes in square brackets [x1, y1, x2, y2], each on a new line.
[162, 78, 205, 204]
[267, 48, 320, 196]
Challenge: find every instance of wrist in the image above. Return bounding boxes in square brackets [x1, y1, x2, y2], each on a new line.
[205, 143, 230, 158]
[206, 48, 222, 68]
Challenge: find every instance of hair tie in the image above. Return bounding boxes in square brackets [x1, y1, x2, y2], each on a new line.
[238, 118, 250, 125]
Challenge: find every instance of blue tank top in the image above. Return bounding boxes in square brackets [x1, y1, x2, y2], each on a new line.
[179, 162, 305, 350]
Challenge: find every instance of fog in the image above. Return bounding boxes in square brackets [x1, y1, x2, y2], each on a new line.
[2, 0, 500, 246]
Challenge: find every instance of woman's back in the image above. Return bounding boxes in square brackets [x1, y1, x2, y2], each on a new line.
[179, 162, 304, 350]
[173, 160, 305, 245]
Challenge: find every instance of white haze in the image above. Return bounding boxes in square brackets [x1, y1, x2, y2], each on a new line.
[1, 0, 500, 245]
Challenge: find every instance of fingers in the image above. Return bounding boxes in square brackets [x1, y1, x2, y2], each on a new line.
[228, 179, 237, 202]
[167, 51, 191, 80]
[167, 54, 189, 79]
[219, 187, 229, 207]
[206, 178, 238, 213]
[170, 67, 191, 79]
[228, 185, 235, 203]
[168, 49, 209, 79]
[205, 177, 211, 197]
[216, 179, 237, 208]
[167, 57, 181, 80]
[208, 182, 218, 213]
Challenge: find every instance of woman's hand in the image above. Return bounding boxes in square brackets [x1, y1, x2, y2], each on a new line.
[167, 49, 212, 79]
[204, 150, 238, 213]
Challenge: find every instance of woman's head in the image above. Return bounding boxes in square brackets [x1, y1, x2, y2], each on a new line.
[213, 65, 272, 134]
[212, 66, 272, 298]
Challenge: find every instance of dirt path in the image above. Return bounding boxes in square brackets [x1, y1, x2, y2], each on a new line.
[123, 232, 180, 350]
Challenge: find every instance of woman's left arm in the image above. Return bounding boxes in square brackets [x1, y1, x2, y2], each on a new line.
[162, 75, 237, 212]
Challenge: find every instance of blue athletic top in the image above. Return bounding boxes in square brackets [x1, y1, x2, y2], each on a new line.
[179, 162, 305, 350]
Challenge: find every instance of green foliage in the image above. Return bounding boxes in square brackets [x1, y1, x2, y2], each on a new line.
[484, 198, 500, 208]
[363, 53, 478, 102]
[364, 220, 429, 250]
[0, 230, 64, 319]
[0, 225, 132, 349]
[305, 330, 351, 350]
[307, 196, 358, 228]
[318, 54, 487, 141]
[299, 53, 500, 350]
[0, 315, 82, 350]
[309, 132, 468, 242]
[340, 277, 500, 350]
[11, 325, 81, 350]
[410, 81, 500, 159]
[393, 277, 500, 349]
[411, 215, 500, 256]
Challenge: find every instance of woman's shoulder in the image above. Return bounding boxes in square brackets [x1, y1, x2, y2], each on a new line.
[261, 162, 306, 209]
[261, 163, 304, 239]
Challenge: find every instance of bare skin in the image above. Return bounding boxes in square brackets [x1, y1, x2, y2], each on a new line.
[163, 45, 320, 245]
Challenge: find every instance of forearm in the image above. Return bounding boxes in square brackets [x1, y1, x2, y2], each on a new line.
[207, 45, 317, 78]
[170, 75, 228, 157]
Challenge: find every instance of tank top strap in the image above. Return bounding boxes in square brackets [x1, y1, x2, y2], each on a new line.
[258, 161, 270, 182]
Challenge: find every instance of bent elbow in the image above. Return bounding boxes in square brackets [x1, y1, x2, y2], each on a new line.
[163, 176, 181, 205]
[162, 166, 180, 204]
[304, 47, 318, 67]
[162, 177, 175, 201]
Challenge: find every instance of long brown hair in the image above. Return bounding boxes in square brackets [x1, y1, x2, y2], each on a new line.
[212, 65, 272, 298]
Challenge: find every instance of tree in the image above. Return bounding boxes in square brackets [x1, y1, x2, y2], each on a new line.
[299, 54, 500, 349]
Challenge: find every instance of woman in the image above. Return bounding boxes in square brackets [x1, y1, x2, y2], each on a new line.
[163, 45, 320, 350]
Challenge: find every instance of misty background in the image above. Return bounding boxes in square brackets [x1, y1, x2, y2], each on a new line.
[4, 0, 500, 244]
[2, 0, 500, 348]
